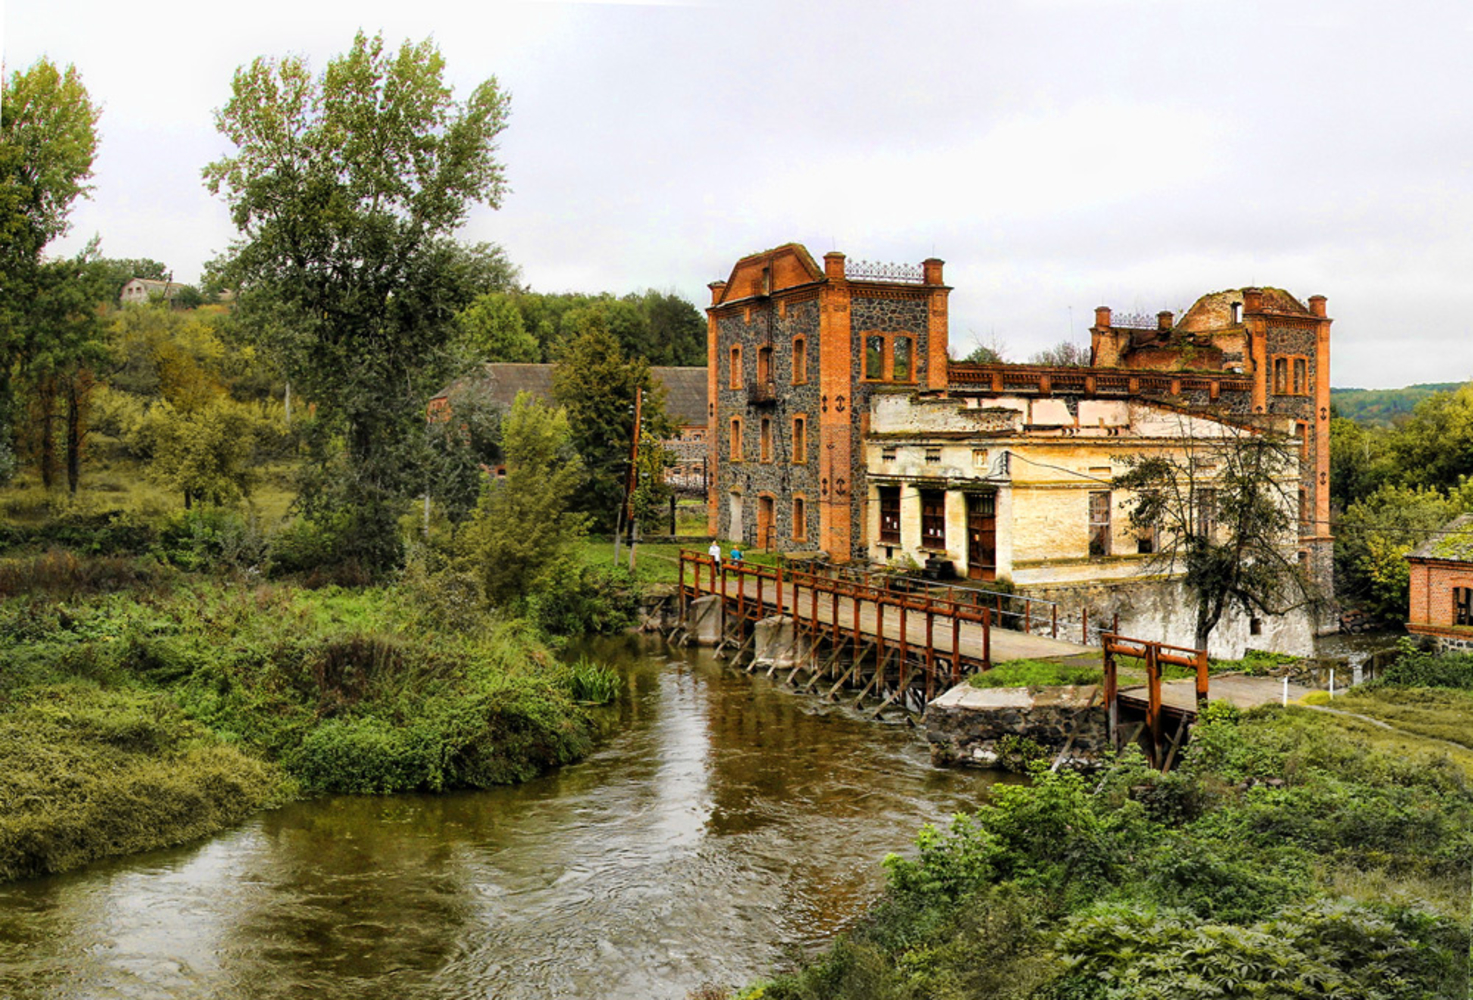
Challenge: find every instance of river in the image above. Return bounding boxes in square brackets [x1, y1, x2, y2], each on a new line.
[0, 635, 1000, 1000]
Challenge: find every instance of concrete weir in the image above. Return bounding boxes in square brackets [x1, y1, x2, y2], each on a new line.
[925, 683, 1107, 769]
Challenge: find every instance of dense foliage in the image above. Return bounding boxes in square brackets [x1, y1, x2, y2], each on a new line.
[0, 556, 622, 881]
[749, 703, 1471, 999]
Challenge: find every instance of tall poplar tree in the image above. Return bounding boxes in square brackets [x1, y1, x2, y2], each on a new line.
[0, 59, 100, 475]
[205, 32, 511, 573]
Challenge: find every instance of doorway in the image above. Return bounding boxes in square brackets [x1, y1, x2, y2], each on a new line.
[967, 492, 996, 581]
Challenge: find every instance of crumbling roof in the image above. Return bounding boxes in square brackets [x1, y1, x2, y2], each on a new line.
[1177, 288, 1313, 331]
[435, 363, 708, 427]
[1409, 514, 1473, 563]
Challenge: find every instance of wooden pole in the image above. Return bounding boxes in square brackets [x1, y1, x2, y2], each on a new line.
[950, 612, 961, 685]
[1146, 644, 1162, 768]
[1103, 641, 1118, 749]
[925, 603, 935, 700]
[1195, 648, 1210, 708]
[982, 606, 991, 670]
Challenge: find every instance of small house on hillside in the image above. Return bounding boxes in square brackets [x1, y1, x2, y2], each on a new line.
[120, 278, 186, 305]
[1406, 514, 1473, 652]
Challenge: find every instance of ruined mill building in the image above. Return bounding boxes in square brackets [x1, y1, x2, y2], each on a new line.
[705, 243, 1332, 657]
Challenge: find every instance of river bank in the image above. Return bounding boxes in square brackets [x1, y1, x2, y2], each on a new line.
[0, 633, 996, 999]
[0, 554, 613, 883]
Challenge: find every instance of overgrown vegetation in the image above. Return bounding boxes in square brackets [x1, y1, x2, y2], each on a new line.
[736, 700, 1471, 999]
[969, 658, 1101, 689]
[0, 557, 625, 881]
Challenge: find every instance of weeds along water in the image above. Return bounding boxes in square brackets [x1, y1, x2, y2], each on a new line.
[0, 555, 620, 883]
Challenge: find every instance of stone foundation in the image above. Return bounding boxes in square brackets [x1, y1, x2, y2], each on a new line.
[751, 615, 813, 669]
[686, 595, 725, 646]
[925, 683, 1106, 769]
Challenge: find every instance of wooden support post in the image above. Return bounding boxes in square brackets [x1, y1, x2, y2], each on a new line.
[854, 648, 893, 708]
[1051, 603, 1058, 639]
[925, 607, 936, 701]
[825, 643, 873, 700]
[1145, 644, 1162, 768]
[951, 613, 961, 685]
[1082, 607, 1088, 645]
[898, 602, 908, 694]
[720, 561, 729, 636]
[1024, 598, 1031, 634]
[810, 578, 818, 642]
[1103, 642, 1118, 749]
[832, 590, 841, 649]
[982, 606, 991, 670]
[756, 573, 764, 619]
[776, 566, 784, 616]
[1195, 649, 1210, 708]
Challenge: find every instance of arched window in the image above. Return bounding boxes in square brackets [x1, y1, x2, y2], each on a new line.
[792, 337, 807, 383]
[730, 345, 743, 390]
[791, 415, 807, 463]
[759, 417, 772, 462]
[730, 417, 743, 461]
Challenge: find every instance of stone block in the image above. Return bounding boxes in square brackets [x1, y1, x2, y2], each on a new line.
[751, 615, 811, 669]
[686, 595, 725, 646]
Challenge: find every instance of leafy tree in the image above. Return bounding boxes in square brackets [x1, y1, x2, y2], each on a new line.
[455, 291, 539, 363]
[551, 308, 673, 530]
[426, 380, 504, 528]
[1387, 382, 1473, 491]
[960, 341, 1006, 364]
[1028, 340, 1090, 366]
[130, 397, 276, 508]
[204, 32, 511, 574]
[1328, 415, 1395, 511]
[1113, 426, 1313, 650]
[0, 58, 100, 455]
[461, 392, 587, 605]
[1336, 483, 1469, 623]
[21, 248, 113, 492]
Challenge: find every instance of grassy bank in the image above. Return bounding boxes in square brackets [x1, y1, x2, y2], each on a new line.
[0, 553, 615, 883]
[734, 694, 1472, 998]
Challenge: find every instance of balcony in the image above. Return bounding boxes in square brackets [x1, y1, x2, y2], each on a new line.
[747, 380, 778, 406]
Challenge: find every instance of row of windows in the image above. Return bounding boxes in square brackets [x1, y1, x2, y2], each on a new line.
[729, 338, 808, 390]
[1272, 355, 1310, 396]
[742, 494, 809, 546]
[728, 415, 808, 463]
[864, 334, 915, 383]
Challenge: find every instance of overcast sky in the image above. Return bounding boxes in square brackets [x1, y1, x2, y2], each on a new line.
[5, 0, 1470, 388]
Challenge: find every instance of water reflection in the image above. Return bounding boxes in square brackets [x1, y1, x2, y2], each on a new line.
[0, 637, 997, 999]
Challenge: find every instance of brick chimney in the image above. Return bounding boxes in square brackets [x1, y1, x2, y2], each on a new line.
[1308, 294, 1327, 317]
[922, 257, 945, 285]
[1157, 310, 1173, 330]
[1094, 306, 1112, 328]
[823, 251, 847, 281]
[708, 281, 727, 305]
[1243, 287, 1264, 314]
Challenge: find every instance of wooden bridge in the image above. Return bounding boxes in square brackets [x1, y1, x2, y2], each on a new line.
[675, 550, 1094, 718]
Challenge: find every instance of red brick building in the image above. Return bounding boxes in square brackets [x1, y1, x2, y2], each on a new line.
[1406, 515, 1473, 652]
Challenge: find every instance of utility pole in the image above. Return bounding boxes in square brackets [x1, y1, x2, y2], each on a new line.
[623, 387, 643, 571]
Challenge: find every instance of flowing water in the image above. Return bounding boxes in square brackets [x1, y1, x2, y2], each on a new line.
[0, 636, 1001, 999]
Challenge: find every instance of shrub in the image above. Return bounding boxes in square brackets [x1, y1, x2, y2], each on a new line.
[1378, 643, 1473, 689]
[155, 505, 270, 572]
[523, 564, 641, 636]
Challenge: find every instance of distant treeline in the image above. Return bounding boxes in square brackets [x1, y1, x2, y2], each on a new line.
[1331, 382, 1465, 427]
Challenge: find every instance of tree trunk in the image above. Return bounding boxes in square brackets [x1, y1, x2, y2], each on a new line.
[65, 369, 91, 495]
[37, 376, 56, 490]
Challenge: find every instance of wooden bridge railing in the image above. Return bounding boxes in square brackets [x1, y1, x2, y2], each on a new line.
[1101, 634, 1209, 769]
[677, 550, 993, 692]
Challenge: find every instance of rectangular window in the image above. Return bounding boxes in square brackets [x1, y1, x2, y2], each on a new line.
[730, 417, 743, 461]
[924, 447, 942, 465]
[892, 336, 912, 382]
[792, 337, 807, 384]
[882, 447, 897, 464]
[972, 448, 989, 468]
[1457, 588, 1472, 626]
[1273, 357, 1288, 395]
[757, 344, 773, 385]
[1299, 486, 1308, 527]
[1136, 526, 1158, 554]
[1295, 421, 1308, 459]
[793, 497, 807, 542]
[865, 335, 885, 380]
[879, 486, 901, 544]
[759, 417, 772, 462]
[792, 416, 807, 463]
[1088, 491, 1111, 556]
[1293, 357, 1307, 395]
[1195, 488, 1217, 538]
[921, 489, 946, 551]
[730, 345, 743, 390]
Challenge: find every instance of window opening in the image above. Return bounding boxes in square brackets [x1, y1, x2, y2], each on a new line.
[865, 335, 885, 380]
[730, 345, 742, 390]
[893, 336, 912, 382]
[793, 497, 807, 541]
[759, 417, 772, 462]
[792, 416, 806, 463]
[921, 490, 946, 551]
[879, 487, 901, 544]
[792, 337, 807, 383]
[1088, 491, 1111, 556]
[730, 417, 742, 461]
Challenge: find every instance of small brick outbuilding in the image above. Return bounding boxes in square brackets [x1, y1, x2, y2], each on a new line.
[1406, 514, 1473, 652]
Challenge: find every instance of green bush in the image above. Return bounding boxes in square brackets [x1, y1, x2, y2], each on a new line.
[1378, 643, 1473, 689]
[522, 563, 641, 636]
[0, 684, 284, 882]
[155, 505, 269, 572]
[970, 659, 1101, 689]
